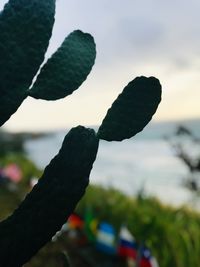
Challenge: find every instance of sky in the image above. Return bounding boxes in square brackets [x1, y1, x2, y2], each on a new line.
[1, 0, 200, 132]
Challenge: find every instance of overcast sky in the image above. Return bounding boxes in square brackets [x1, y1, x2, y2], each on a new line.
[1, 0, 200, 131]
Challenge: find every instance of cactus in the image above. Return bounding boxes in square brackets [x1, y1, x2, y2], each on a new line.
[0, 0, 96, 124]
[0, 0, 162, 266]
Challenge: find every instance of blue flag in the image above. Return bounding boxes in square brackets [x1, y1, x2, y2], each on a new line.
[96, 222, 116, 255]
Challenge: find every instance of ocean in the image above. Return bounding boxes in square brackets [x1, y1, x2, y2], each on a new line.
[24, 119, 200, 208]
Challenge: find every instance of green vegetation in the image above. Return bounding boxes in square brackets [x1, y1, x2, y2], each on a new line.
[0, 151, 41, 220]
[77, 185, 200, 267]
[2, 175, 199, 267]
[0, 129, 24, 156]
[1, 141, 200, 267]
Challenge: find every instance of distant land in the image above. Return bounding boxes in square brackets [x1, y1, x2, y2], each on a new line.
[2, 117, 200, 141]
[134, 118, 200, 140]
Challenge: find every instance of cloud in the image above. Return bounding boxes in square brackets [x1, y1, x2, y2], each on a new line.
[1, 0, 200, 130]
[48, 0, 200, 77]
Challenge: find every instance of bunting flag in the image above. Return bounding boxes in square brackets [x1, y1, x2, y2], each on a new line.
[149, 257, 159, 267]
[84, 208, 98, 242]
[64, 212, 159, 267]
[3, 163, 22, 183]
[96, 222, 117, 254]
[118, 225, 137, 260]
[68, 213, 84, 229]
[140, 246, 159, 267]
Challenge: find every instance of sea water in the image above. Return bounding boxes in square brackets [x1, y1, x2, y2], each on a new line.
[24, 119, 200, 207]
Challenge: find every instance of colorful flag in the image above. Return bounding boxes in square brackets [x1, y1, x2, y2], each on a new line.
[140, 257, 152, 267]
[140, 246, 159, 267]
[118, 225, 137, 260]
[68, 213, 84, 229]
[149, 257, 159, 267]
[84, 208, 98, 242]
[96, 222, 117, 254]
[3, 163, 22, 183]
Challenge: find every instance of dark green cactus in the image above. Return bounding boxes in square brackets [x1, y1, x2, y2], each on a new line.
[0, 0, 162, 266]
[98, 76, 162, 141]
[0, 0, 96, 125]
[0, 0, 56, 125]
[0, 126, 99, 267]
[29, 30, 96, 100]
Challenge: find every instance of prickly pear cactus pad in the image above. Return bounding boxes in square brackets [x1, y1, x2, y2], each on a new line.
[0, 126, 99, 267]
[0, 0, 55, 125]
[29, 30, 96, 100]
[98, 76, 162, 141]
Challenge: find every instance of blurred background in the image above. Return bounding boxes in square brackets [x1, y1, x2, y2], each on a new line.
[1, 0, 200, 266]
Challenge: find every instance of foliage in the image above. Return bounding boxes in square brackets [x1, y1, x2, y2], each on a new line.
[0, 152, 41, 220]
[0, 130, 24, 156]
[77, 185, 200, 267]
[0, 153, 41, 180]
[168, 125, 200, 193]
[1, 152, 200, 267]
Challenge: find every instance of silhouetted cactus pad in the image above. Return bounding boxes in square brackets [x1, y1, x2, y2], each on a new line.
[0, 126, 99, 267]
[29, 30, 96, 100]
[0, 0, 55, 126]
[98, 76, 162, 141]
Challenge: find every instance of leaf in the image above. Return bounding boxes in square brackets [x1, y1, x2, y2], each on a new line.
[98, 76, 162, 141]
[29, 30, 96, 100]
[0, 126, 99, 267]
[0, 0, 55, 126]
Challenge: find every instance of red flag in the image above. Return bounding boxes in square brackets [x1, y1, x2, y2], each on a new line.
[118, 226, 137, 260]
[68, 213, 84, 229]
